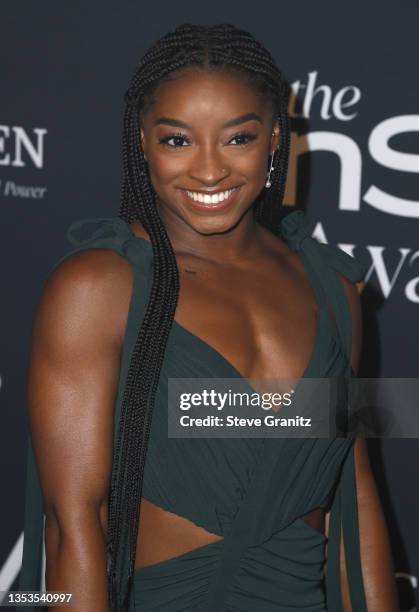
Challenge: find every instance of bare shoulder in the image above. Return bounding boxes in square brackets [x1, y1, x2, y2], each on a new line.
[334, 271, 364, 373]
[334, 271, 363, 324]
[34, 247, 135, 356]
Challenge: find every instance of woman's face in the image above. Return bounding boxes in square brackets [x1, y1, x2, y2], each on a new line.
[140, 68, 280, 237]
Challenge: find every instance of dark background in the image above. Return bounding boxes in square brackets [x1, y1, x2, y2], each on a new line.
[1, 1, 418, 609]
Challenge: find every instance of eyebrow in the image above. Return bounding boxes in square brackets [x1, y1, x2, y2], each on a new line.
[153, 112, 263, 129]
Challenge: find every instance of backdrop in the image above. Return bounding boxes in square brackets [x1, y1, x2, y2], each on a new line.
[1, 1, 418, 609]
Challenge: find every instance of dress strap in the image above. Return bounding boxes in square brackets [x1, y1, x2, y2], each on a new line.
[325, 442, 368, 610]
[62, 216, 153, 269]
[280, 210, 368, 365]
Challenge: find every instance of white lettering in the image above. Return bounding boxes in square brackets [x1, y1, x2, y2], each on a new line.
[12, 127, 47, 168]
[0, 125, 10, 165]
[289, 71, 361, 121]
[285, 131, 362, 210]
[364, 246, 411, 298]
[364, 115, 419, 217]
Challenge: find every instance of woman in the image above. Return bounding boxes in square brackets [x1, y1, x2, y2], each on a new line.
[20, 23, 398, 611]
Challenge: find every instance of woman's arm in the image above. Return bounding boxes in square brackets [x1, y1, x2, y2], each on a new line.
[326, 276, 399, 611]
[352, 437, 399, 611]
[27, 248, 134, 610]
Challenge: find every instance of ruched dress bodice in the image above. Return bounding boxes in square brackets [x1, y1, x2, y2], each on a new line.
[19, 209, 369, 611]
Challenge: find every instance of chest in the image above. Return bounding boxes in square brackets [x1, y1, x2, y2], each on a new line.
[174, 251, 321, 381]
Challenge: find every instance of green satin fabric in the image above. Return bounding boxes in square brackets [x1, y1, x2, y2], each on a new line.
[19, 210, 368, 611]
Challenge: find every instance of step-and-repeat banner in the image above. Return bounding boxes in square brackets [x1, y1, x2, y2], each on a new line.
[1, 2, 418, 609]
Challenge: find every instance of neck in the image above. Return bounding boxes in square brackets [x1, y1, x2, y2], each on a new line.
[156, 201, 267, 264]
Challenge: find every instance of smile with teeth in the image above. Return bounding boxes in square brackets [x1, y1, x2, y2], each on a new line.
[185, 188, 238, 205]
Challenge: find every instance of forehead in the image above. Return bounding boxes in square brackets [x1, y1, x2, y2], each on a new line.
[142, 68, 271, 126]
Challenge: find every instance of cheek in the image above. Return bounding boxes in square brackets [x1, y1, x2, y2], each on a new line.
[234, 148, 268, 177]
[149, 153, 187, 184]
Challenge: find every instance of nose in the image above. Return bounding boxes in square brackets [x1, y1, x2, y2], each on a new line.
[188, 146, 230, 185]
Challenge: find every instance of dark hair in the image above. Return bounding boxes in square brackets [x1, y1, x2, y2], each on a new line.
[108, 22, 291, 610]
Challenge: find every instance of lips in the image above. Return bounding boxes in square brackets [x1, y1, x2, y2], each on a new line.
[184, 187, 238, 205]
[179, 187, 241, 211]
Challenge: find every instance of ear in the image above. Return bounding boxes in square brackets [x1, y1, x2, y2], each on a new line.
[270, 121, 281, 155]
[140, 128, 148, 162]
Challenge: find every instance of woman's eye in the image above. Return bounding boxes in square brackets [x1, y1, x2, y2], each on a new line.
[229, 132, 257, 146]
[158, 131, 257, 148]
[158, 133, 190, 148]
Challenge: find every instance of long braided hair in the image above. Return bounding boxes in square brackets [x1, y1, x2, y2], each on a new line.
[107, 22, 291, 610]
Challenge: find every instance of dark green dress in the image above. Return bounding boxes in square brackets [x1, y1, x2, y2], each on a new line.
[19, 210, 368, 611]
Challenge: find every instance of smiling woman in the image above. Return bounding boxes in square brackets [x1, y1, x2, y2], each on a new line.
[138, 68, 282, 237]
[19, 22, 397, 612]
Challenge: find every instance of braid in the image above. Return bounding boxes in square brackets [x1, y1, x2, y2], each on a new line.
[107, 22, 291, 610]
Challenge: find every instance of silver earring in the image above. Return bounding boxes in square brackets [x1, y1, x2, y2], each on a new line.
[265, 150, 276, 188]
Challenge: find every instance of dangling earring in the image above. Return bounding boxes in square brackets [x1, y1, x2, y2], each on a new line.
[266, 129, 279, 188]
[265, 150, 276, 188]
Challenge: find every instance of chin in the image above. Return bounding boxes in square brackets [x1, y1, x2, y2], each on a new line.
[186, 212, 244, 236]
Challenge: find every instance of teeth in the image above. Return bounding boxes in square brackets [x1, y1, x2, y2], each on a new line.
[185, 188, 236, 205]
